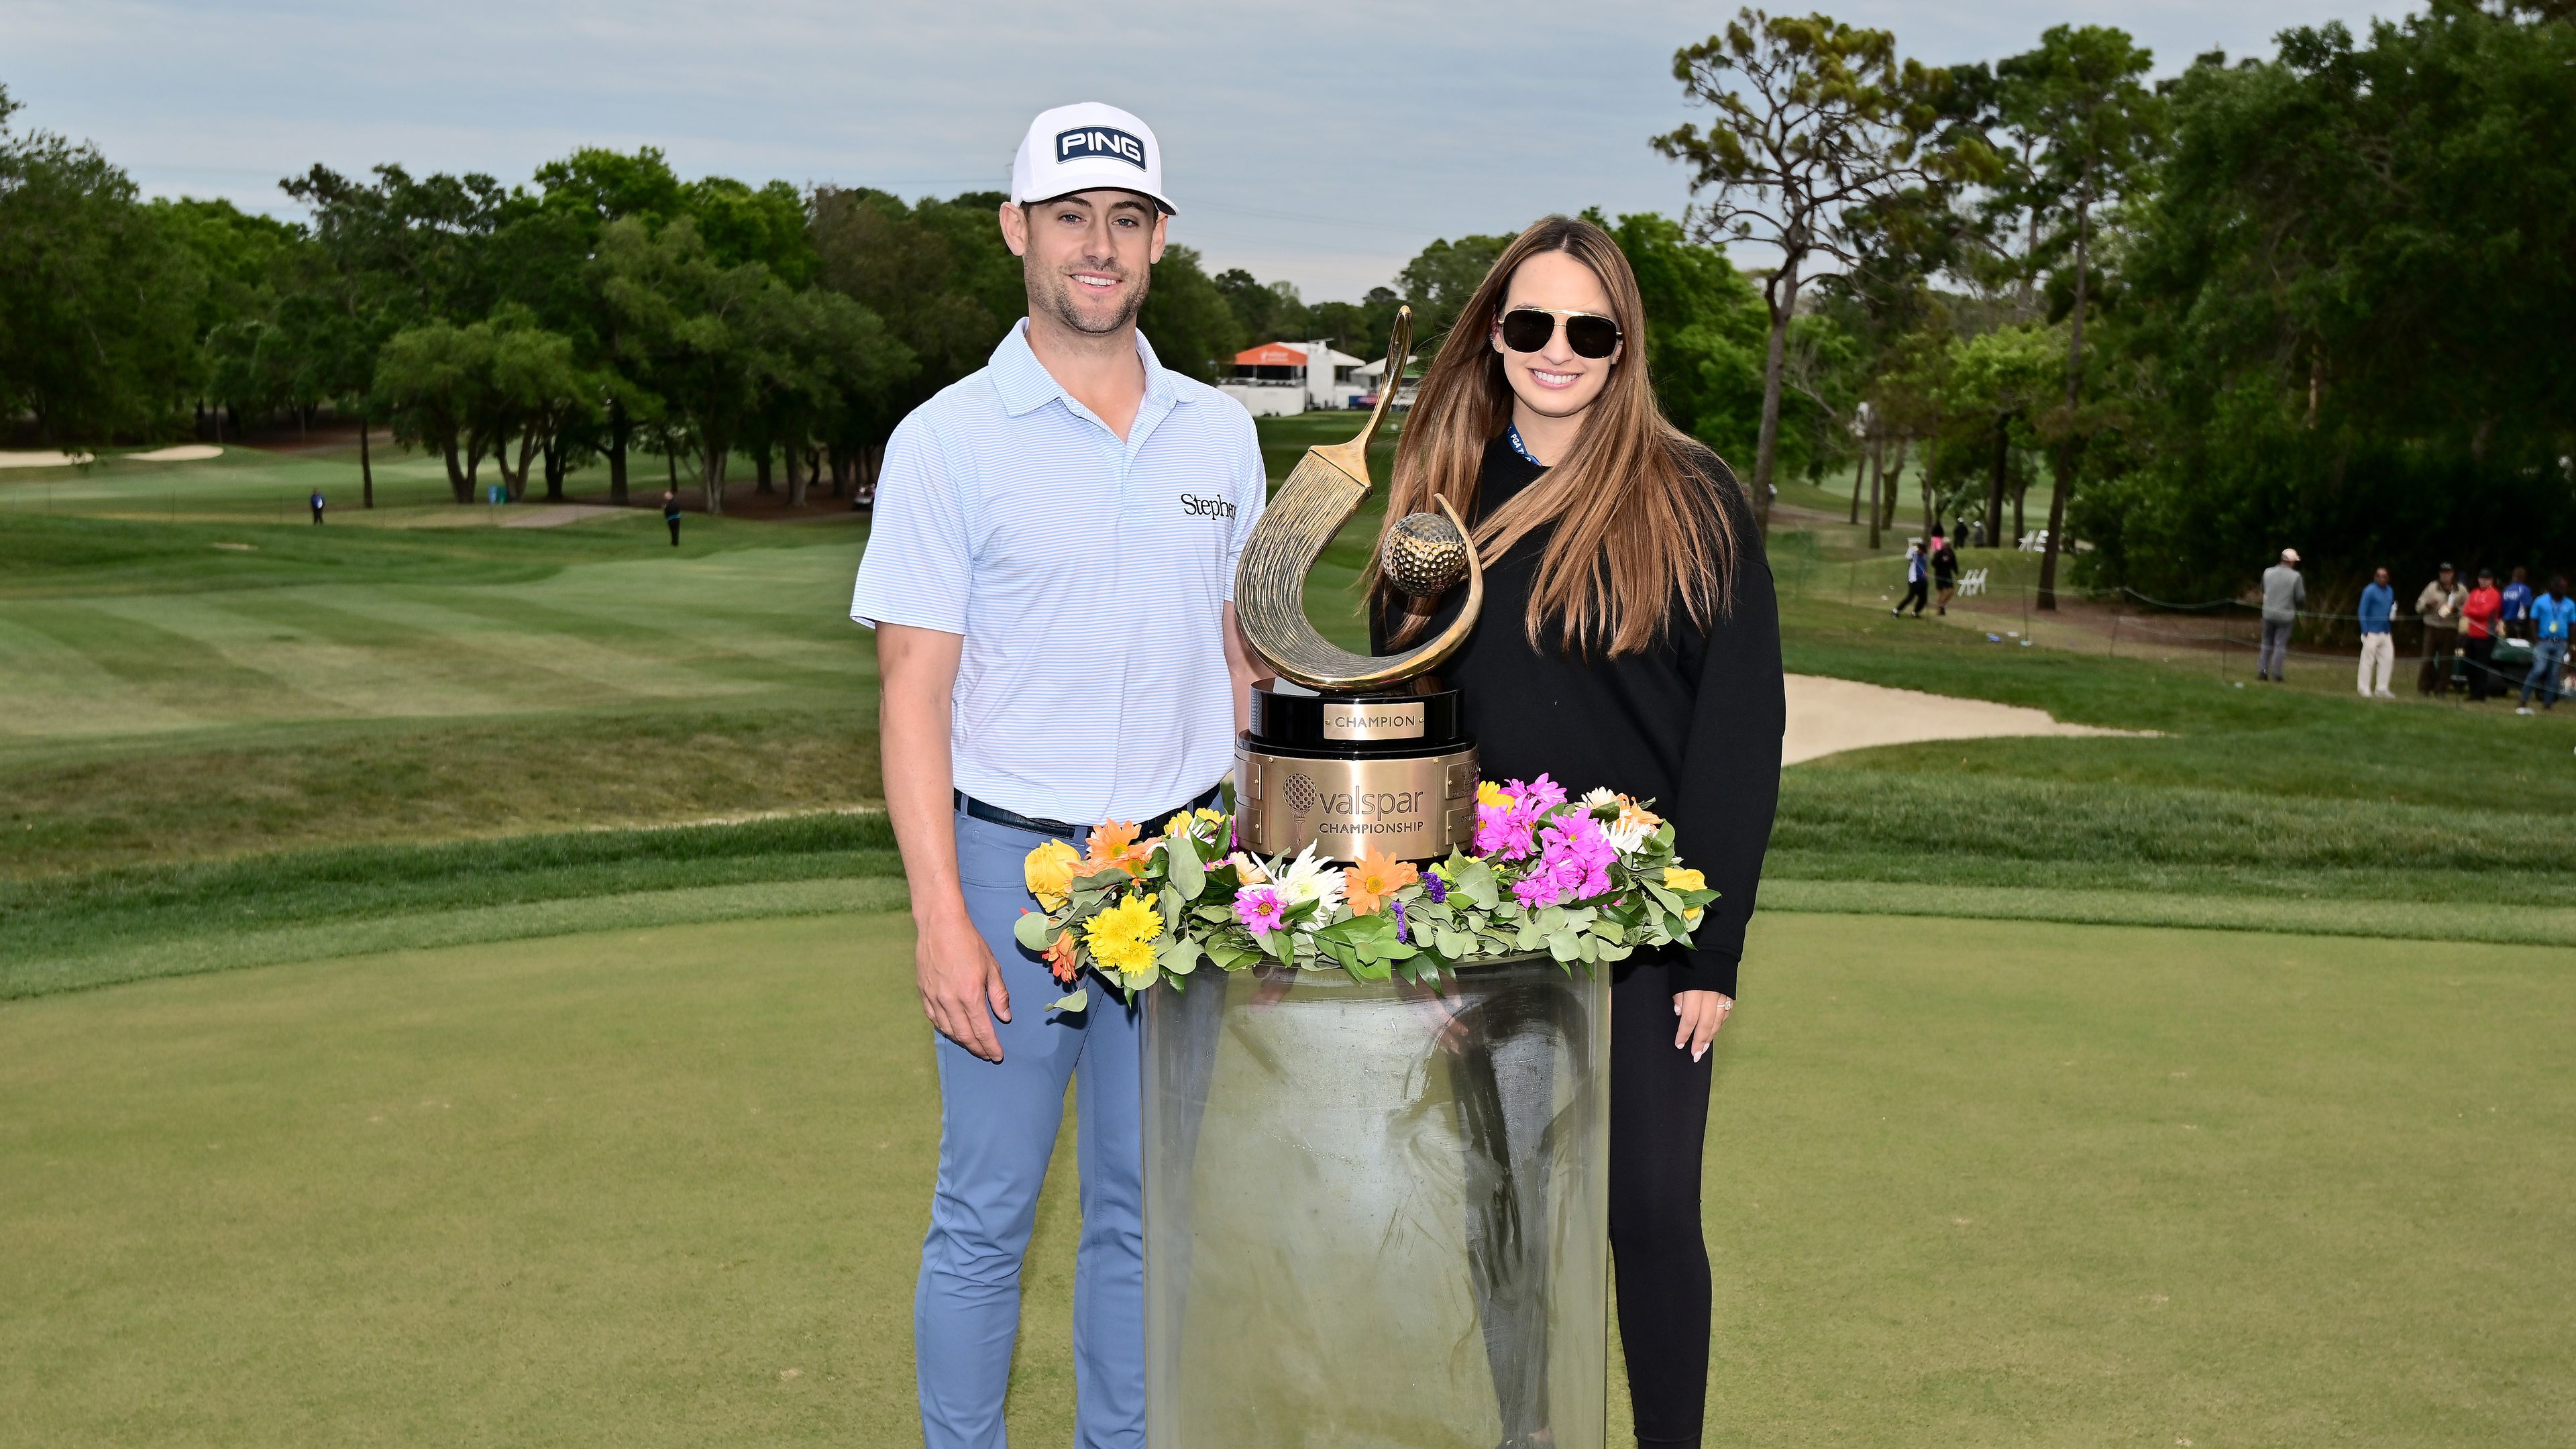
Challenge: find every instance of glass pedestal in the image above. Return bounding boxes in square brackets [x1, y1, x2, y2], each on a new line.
[1141, 953, 1609, 1448]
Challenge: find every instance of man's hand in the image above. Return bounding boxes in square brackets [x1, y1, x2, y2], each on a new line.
[1674, 989, 1733, 1063]
[918, 909, 1011, 1063]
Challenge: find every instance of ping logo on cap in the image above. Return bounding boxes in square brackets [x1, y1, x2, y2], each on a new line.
[1056, 126, 1148, 170]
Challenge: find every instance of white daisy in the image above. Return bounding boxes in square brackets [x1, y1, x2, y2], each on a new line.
[1579, 786, 1621, 814]
[1275, 844, 1347, 918]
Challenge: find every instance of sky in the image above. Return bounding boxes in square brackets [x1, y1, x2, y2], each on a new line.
[5, 0, 2420, 300]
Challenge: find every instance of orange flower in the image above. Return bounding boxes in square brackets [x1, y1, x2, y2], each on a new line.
[1042, 927, 1081, 985]
[1341, 843, 1419, 916]
[1077, 820, 1153, 880]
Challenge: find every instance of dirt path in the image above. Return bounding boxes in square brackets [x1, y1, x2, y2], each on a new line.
[1784, 674, 2147, 765]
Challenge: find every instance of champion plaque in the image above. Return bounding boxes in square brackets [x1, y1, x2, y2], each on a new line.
[1232, 307, 1484, 863]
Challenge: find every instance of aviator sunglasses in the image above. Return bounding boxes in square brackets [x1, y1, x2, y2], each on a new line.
[1498, 306, 1621, 359]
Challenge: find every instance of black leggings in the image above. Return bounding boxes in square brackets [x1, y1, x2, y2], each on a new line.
[1611, 957, 1715, 1446]
[1897, 578, 1928, 614]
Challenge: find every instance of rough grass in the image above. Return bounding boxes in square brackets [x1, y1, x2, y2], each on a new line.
[4, 910, 2569, 1446]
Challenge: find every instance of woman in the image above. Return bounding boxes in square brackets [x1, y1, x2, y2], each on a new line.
[1371, 215, 1784, 1446]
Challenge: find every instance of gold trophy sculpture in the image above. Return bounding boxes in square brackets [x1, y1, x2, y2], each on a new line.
[1233, 307, 1485, 863]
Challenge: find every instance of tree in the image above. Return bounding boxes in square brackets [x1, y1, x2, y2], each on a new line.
[1137, 245, 1241, 382]
[2080, 3, 2576, 601]
[1654, 9, 1984, 533]
[1397, 233, 1516, 349]
[1590, 208, 1774, 467]
[1996, 24, 2162, 608]
[1942, 323, 2061, 543]
[809, 188, 1020, 490]
[375, 319, 502, 501]
[0, 86, 203, 441]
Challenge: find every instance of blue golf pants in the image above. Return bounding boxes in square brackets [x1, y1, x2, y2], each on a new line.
[916, 808, 1144, 1449]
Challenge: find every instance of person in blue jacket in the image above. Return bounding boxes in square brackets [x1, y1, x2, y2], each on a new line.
[2355, 566, 2396, 699]
[2518, 576, 2575, 714]
[2501, 566, 2534, 641]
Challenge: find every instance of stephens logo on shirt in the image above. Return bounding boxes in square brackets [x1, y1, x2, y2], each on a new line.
[1180, 493, 1236, 521]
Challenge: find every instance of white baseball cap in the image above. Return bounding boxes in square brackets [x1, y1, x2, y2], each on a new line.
[1010, 102, 1176, 215]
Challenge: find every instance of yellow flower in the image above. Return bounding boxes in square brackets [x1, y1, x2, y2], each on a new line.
[1025, 839, 1079, 910]
[1162, 810, 1195, 841]
[1664, 866, 1707, 927]
[1476, 780, 1514, 809]
[1082, 892, 1165, 983]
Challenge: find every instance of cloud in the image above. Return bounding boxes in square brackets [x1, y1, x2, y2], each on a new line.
[3, 0, 2420, 298]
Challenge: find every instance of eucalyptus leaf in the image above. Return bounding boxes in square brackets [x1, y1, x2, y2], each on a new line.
[1167, 828, 1205, 898]
[1012, 911, 1055, 951]
[1048, 987, 1089, 1014]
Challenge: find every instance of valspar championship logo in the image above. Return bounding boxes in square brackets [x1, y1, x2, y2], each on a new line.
[1056, 127, 1148, 171]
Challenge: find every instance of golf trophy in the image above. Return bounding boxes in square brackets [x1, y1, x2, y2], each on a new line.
[1231, 307, 1485, 862]
[1143, 309, 1612, 1448]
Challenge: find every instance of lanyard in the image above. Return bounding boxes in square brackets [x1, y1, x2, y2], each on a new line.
[1503, 422, 1544, 466]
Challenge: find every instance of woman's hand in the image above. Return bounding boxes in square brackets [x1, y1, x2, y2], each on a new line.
[1674, 989, 1733, 1062]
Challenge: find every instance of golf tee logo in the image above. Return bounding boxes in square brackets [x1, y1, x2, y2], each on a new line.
[1055, 127, 1148, 171]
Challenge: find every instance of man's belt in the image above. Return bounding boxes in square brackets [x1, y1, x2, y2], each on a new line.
[954, 787, 1222, 841]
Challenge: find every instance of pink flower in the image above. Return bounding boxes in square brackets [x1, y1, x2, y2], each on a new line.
[1514, 773, 1568, 812]
[1538, 812, 1618, 903]
[1511, 873, 1562, 909]
[1474, 799, 1536, 860]
[1234, 885, 1287, 934]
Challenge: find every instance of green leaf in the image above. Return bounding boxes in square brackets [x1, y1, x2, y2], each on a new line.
[1012, 911, 1056, 951]
[1435, 928, 1474, 958]
[1457, 858, 1500, 910]
[1158, 936, 1202, 977]
[1167, 828, 1204, 898]
[1047, 987, 1089, 1014]
[1596, 941, 1634, 963]
[1546, 930, 1583, 963]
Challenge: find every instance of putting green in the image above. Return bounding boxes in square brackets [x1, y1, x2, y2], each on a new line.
[3, 912, 2571, 1445]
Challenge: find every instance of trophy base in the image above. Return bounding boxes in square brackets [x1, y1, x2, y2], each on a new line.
[1234, 682, 1477, 863]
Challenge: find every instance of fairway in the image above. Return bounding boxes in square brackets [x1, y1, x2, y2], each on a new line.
[5, 910, 2571, 1446]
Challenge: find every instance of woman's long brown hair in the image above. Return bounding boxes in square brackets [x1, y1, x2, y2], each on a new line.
[1369, 215, 1737, 657]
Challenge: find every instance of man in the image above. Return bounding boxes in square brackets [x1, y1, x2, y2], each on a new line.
[661, 487, 682, 547]
[309, 488, 325, 525]
[2257, 547, 2304, 682]
[2519, 576, 2573, 714]
[2355, 566, 2396, 700]
[2416, 563, 2466, 697]
[1893, 540, 1929, 617]
[848, 103, 1265, 1449]
[2501, 565, 2534, 641]
[1929, 525, 1959, 615]
[2461, 568, 2504, 702]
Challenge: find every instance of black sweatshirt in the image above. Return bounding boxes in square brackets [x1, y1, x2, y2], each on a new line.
[1373, 437, 1784, 997]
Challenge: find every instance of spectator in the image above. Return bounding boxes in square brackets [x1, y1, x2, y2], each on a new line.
[662, 488, 682, 547]
[2461, 568, 2504, 702]
[2355, 566, 2396, 700]
[1893, 541, 1929, 618]
[2416, 563, 2465, 696]
[2258, 547, 2304, 682]
[2519, 576, 2573, 714]
[2501, 566, 2534, 641]
[309, 489, 325, 525]
[1930, 525, 1959, 615]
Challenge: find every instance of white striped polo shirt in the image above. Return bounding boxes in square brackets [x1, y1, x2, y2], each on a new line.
[850, 319, 1266, 824]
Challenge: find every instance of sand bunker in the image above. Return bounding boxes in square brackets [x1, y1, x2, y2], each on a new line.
[1784, 674, 2147, 765]
[0, 449, 95, 469]
[125, 445, 223, 462]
